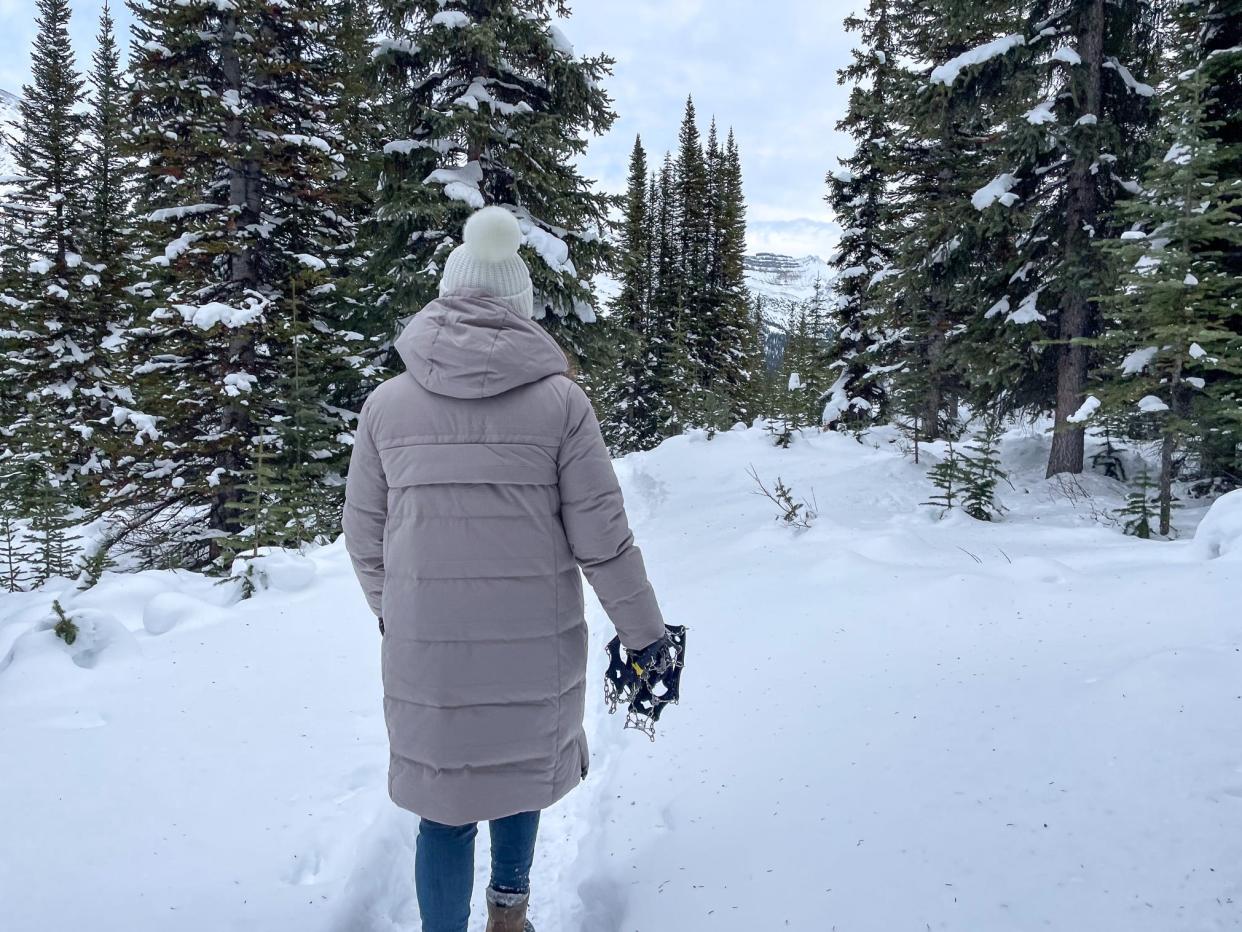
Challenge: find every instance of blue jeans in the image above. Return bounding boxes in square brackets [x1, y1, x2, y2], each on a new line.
[415, 810, 540, 932]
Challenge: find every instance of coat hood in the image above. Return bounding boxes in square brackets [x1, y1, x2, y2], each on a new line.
[396, 291, 569, 399]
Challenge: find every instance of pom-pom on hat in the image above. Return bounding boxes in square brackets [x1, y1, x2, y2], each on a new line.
[438, 206, 535, 318]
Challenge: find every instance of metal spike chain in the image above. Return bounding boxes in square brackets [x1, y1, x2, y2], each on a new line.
[604, 626, 687, 741]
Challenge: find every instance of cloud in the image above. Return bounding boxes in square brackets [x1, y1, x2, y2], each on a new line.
[748, 218, 842, 262]
[1, 0, 858, 264]
[565, 0, 856, 258]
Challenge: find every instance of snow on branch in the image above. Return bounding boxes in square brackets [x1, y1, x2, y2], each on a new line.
[371, 38, 419, 60]
[1067, 395, 1100, 424]
[149, 232, 201, 267]
[453, 77, 535, 117]
[1008, 288, 1046, 324]
[174, 301, 265, 330]
[1120, 346, 1158, 375]
[548, 24, 574, 57]
[432, 10, 470, 29]
[972, 173, 1020, 210]
[424, 161, 485, 209]
[145, 204, 222, 223]
[1103, 57, 1155, 97]
[111, 406, 161, 444]
[1024, 99, 1057, 125]
[930, 34, 1025, 86]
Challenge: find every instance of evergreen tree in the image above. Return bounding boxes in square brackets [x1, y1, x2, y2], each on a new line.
[1193, 0, 1242, 481]
[1, 0, 111, 493]
[1091, 15, 1242, 535]
[325, 0, 388, 392]
[949, 0, 1163, 476]
[614, 106, 755, 437]
[672, 96, 711, 420]
[924, 439, 972, 514]
[605, 136, 663, 453]
[961, 416, 1008, 521]
[84, 2, 129, 264]
[648, 152, 696, 436]
[769, 288, 833, 444]
[824, 0, 898, 432]
[0, 459, 34, 592]
[1117, 467, 1158, 538]
[367, 0, 617, 367]
[83, 1, 134, 493]
[115, 0, 370, 567]
[711, 130, 760, 425]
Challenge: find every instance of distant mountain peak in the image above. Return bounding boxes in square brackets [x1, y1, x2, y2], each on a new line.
[744, 252, 835, 329]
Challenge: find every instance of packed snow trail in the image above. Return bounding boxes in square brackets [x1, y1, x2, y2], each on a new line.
[1, 425, 1240, 931]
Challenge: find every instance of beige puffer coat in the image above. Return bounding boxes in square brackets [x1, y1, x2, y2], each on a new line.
[343, 291, 665, 826]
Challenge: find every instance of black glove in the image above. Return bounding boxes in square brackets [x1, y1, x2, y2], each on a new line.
[604, 625, 687, 740]
[630, 635, 675, 678]
[378, 617, 385, 636]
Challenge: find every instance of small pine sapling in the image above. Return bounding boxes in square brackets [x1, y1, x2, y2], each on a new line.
[924, 440, 972, 516]
[747, 466, 818, 530]
[1090, 424, 1128, 482]
[0, 490, 33, 592]
[28, 478, 78, 582]
[52, 600, 78, 646]
[1117, 469, 1159, 539]
[961, 419, 1009, 522]
[76, 540, 115, 591]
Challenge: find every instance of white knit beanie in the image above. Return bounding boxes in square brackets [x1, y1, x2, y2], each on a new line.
[438, 206, 535, 318]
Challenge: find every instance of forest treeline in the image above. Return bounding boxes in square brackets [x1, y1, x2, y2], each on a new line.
[0, 0, 1238, 589]
[820, 0, 1240, 534]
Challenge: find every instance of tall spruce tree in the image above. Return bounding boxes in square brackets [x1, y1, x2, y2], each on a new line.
[647, 152, 696, 436]
[367, 0, 616, 369]
[824, 0, 899, 432]
[672, 96, 711, 420]
[1195, 0, 1242, 482]
[709, 129, 759, 425]
[1089, 5, 1242, 534]
[1, 0, 112, 498]
[83, 1, 134, 491]
[878, 0, 1018, 444]
[956, 0, 1163, 475]
[115, 0, 369, 567]
[604, 136, 665, 453]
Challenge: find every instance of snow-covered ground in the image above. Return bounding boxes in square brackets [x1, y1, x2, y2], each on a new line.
[2, 424, 1239, 932]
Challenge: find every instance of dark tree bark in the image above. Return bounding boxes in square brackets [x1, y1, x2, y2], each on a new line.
[1047, 0, 1106, 478]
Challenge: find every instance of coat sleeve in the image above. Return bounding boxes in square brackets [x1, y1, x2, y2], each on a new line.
[557, 384, 666, 650]
[343, 398, 388, 617]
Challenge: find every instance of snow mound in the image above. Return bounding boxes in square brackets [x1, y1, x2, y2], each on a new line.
[1, 607, 139, 700]
[142, 592, 210, 635]
[232, 549, 318, 593]
[1193, 489, 1242, 560]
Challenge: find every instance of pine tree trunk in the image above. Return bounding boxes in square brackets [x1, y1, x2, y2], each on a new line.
[923, 311, 946, 442]
[210, 10, 260, 556]
[1158, 356, 1184, 537]
[1158, 429, 1175, 537]
[1047, 0, 1106, 479]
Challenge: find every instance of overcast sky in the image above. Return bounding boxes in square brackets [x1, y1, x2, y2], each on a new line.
[0, 0, 855, 260]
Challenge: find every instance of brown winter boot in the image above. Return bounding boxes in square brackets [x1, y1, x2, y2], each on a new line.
[485, 887, 535, 932]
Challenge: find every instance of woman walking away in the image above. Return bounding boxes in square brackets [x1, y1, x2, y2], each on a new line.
[343, 206, 672, 932]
